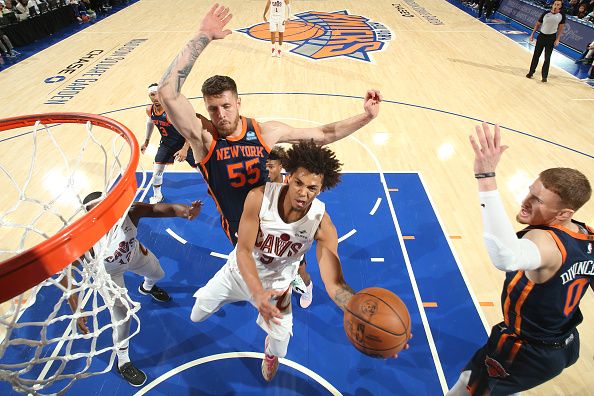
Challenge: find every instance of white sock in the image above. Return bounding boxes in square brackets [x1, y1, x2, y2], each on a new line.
[153, 185, 162, 197]
[117, 347, 130, 367]
[143, 279, 155, 291]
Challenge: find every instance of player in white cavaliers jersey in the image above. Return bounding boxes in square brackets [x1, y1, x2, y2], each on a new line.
[263, 0, 290, 57]
[191, 141, 406, 381]
[266, 145, 314, 308]
[66, 193, 202, 387]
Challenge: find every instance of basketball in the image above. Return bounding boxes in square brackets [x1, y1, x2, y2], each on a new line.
[343, 287, 411, 358]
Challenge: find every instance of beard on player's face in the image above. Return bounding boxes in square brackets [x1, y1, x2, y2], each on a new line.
[204, 92, 241, 136]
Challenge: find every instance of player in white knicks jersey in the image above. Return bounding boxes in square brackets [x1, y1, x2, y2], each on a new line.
[65, 192, 202, 387]
[191, 140, 356, 381]
[263, 0, 291, 57]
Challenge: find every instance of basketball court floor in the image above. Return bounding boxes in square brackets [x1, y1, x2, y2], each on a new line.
[0, 1, 593, 395]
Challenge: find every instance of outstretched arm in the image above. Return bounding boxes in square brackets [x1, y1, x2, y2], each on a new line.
[261, 90, 381, 147]
[128, 200, 203, 226]
[315, 212, 355, 311]
[158, 4, 233, 161]
[236, 187, 284, 325]
[470, 123, 562, 272]
[263, 0, 270, 21]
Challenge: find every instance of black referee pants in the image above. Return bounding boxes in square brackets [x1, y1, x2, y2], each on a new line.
[529, 33, 556, 79]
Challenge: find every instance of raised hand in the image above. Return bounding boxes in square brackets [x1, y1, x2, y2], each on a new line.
[363, 89, 382, 119]
[199, 3, 233, 40]
[469, 123, 508, 174]
[188, 200, 204, 220]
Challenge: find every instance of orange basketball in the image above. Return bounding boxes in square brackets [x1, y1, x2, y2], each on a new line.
[343, 287, 411, 358]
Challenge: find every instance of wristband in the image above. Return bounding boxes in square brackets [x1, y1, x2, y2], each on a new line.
[475, 172, 496, 179]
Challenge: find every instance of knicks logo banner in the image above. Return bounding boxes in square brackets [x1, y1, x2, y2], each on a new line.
[238, 10, 392, 62]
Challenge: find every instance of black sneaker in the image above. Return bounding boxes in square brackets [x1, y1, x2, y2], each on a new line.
[117, 362, 147, 387]
[138, 284, 171, 302]
[542, 77, 547, 82]
[526, 73, 533, 79]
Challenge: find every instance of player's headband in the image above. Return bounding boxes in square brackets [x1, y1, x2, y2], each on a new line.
[148, 85, 158, 94]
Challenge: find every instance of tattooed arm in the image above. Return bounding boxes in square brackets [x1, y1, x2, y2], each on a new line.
[316, 212, 355, 311]
[158, 4, 233, 162]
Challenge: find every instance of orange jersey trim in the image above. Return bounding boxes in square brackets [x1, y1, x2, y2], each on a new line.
[226, 116, 248, 142]
[252, 118, 271, 153]
[545, 230, 567, 264]
[513, 280, 534, 334]
[495, 333, 509, 354]
[503, 271, 523, 326]
[548, 224, 594, 241]
[197, 163, 232, 242]
[200, 137, 217, 165]
[508, 339, 522, 364]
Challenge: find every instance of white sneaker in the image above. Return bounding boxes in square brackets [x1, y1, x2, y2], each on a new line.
[261, 336, 279, 381]
[149, 195, 163, 204]
[299, 280, 313, 309]
[291, 274, 307, 295]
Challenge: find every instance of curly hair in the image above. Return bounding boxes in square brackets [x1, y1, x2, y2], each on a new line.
[282, 140, 342, 191]
[201, 75, 238, 97]
[268, 145, 287, 162]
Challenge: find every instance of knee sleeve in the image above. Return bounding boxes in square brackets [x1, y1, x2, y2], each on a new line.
[190, 299, 215, 323]
[152, 163, 166, 185]
[267, 335, 290, 358]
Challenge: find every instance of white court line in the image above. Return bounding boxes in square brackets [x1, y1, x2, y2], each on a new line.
[337, 229, 357, 243]
[210, 251, 229, 260]
[570, 98, 594, 101]
[135, 352, 342, 396]
[370, 258, 385, 263]
[166, 228, 187, 244]
[350, 134, 449, 394]
[369, 197, 382, 215]
[417, 173, 490, 333]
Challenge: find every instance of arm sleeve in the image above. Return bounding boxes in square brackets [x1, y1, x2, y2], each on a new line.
[538, 12, 546, 23]
[479, 190, 542, 272]
[560, 13, 566, 24]
[145, 116, 154, 141]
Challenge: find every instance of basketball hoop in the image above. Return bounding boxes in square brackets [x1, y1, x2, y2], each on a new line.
[0, 113, 139, 303]
[0, 113, 142, 395]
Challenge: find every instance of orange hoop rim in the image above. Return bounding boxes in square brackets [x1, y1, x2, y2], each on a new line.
[0, 113, 139, 303]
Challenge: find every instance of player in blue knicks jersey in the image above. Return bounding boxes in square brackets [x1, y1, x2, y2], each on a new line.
[141, 83, 198, 204]
[158, 4, 382, 245]
[447, 124, 593, 396]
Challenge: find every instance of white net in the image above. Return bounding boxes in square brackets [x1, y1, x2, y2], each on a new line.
[0, 116, 143, 395]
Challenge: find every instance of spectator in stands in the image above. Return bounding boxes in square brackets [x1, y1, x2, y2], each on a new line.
[576, 40, 594, 64]
[582, 8, 594, 22]
[565, 0, 580, 15]
[0, 30, 20, 59]
[68, 0, 89, 22]
[576, 2, 589, 18]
